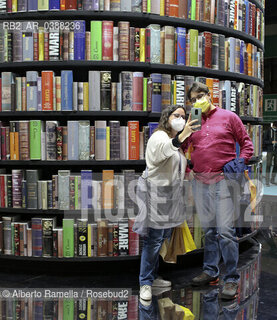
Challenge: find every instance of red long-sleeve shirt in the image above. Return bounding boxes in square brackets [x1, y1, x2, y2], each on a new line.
[181, 107, 254, 184]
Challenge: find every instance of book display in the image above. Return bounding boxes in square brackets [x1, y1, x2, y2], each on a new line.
[0, 0, 264, 266]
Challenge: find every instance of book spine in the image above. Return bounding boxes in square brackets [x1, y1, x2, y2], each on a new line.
[121, 71, 133, 111]
[176, 27, 186, 65]
[97, 219, 108, 256]
[74, 20, 86, 60]
[56, 126, 63, 161]
[79, 121, 90, 160]
[118, 21, 130, 61]
[42, 218, 54, 257]
[132, 72, 143, 111]
[69, 176, 75, 210]
[109, 121, 120, 160]
[118, 219, 129, 256]
[58, 170, 70, 210]
[77, 219, 88, 256]
[102, 21, 114, 60]
[95, 121, 107, 160]
[63, 219, 74, 257]
[26, 170, 38, 209]
[26, 70, 38, 111]
[100, 71, 112, 110]
[67, 121, 79, 160]
[32, 217, 42, 257]
[90, 21, 102, 60]
[204, 31, 212, 68]
[151, 73, 162, 112]
[46, 121, 57, 160]
[61, 70, 73, 111]
[81, 170, 93, 209]
[211, 33, 219, 70]
[113, 223, 119, 256]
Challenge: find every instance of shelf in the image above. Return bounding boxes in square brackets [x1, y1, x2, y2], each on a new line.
[0, 160, 146, 168]
[0, 11, 264, 49]
[0, 254, 140, 262]
[241, 116, 263, 124]
[0, 61, 264, 88]
[0, 111, 150, 120]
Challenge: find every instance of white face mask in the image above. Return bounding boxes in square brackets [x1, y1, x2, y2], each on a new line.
[170, 117, 186, 132]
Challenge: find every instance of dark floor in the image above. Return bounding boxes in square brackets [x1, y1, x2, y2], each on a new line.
[0, 234, 276, 319]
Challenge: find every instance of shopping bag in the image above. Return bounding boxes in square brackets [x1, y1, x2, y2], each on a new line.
[158, 298, 195, 320]
[244, 170, 256, 214]
[160, 221, 197, 263]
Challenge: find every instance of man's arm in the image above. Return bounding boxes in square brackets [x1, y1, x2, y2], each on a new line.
[231, 114, 254, 163]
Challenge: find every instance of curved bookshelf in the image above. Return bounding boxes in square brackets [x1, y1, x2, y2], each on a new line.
[0, 110, 150, 119]
[0, 61, 264, 88]
[0, 155, 262, 167]
[0, 254, 141, 262]
[0, 13, 264, 50]
[0, 160, 146, 167]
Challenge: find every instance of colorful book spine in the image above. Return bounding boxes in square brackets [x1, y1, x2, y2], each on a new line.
[63, 219, 74, 257]
[102, 21, 114, 60]
[176, 27, 186, 65]
[74, 20, 86, 60]
[81, 170, 93, 209]
[118, 21, 130, 61]
[132, 72, 143, 111]
[151, 73, 162, 112]
[128, 121, 139, 160]
[32, 217, 42, 257]
[100, 71, 112, 110]
[90, 21, 102, 60]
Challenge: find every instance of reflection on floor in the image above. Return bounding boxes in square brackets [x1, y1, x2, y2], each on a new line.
[0, 239, 265, 319]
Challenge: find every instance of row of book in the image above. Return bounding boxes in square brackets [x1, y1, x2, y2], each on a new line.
[0, 71, 264, 115]
[0, 297, 138, 319]
[0, 169, 142, 210]
[0, 119, 263, 163]
[0, 20, 264, 74]
[0, 120, 157, 161]
[0, 216, 140, 257]
[0, 0, 265, 41]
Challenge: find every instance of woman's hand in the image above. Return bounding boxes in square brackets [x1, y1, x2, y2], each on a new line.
[178, 113, 200, 143]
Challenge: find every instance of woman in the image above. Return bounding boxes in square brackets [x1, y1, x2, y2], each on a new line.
[139, 105, 199, 301]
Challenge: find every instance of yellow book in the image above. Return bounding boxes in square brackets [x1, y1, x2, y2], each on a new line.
[38, 27, 44, 61]
[87, 224, 92, 257]
[87, 298, 91, 319]
[83, 82, 89, 111]
[139, 28, 145, 62]
[12, 0, 17, 12]
[160, 0, 165, 16]
[106, 126, 110, 160]
[56, 76, 61, 111]
[38, 0, 49, 10]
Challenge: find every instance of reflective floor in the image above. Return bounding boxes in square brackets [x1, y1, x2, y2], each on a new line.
[1, 235, 276, 319]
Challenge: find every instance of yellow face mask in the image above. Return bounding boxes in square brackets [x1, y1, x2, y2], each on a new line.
[193, 96, 211, 114]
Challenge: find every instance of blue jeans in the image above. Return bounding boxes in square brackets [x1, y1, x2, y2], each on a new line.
[192, 179, 240, 283]
[139, 227, 172, 286]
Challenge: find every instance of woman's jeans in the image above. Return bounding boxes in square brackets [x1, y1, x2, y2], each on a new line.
[139, 227, 172, 286]
[192, 178, 240, 284]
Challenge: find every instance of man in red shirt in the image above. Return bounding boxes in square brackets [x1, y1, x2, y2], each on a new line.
[181, 82, 254, 300]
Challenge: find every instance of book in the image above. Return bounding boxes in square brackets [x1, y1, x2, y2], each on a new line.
[118, 219, 129, 256]
[63, 219, 74, 257]
[176, 27, 186, 65]
[90, 21, 102, 60]
[42, 218, 54, 257]
[151, 73, 162, 112]
[42, 71, 54, 111]
[61, 70, 73, 111]
[81, 170, 93, 209]
[95, 121, 107, 160]
[67, 121, 79, 160]
[77, 219, 88, 256]
[132, 72, 143, 111]
[79, 121, 90, 160]
[74, 20, 86, 60]
[32, 217, 42, 257]
[102, 21, 114, 60]
[100, 71, 112, 110]
[58, 170, 70, 210]
[102, 170, 114, 209]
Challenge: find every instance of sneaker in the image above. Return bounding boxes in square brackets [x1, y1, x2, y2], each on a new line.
[139, 298, 152, 307]
[140, 285, 152, 301]
[152, 277, 172, 288]
[221, 282, 238, 300]
[191, 272, 219, 286]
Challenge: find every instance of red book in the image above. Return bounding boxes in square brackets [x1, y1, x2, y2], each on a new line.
[128, 219, 139, 256]
[44, 32, 49, 61]
[42, 71, 54, 111]
[212, 79, 220, 108]
[65, 0, 77, 10]
[0, 175, 5, 207]
[6, 0, 12, 12]
[252, 4, 256, 37]
[33, 30, 39, 61]
[169, 0, 179, 17]
[102, 21, 114, 61]
[60, 0, 65, 9]
[145, 27, 151, 63]
[204, 31, 212, 69]
[165, 0, 170, 16]
[132, 72, 143, 111]
[128, 121, 139, 160]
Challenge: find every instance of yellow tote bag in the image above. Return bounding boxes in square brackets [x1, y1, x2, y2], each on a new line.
[182, 221, 197, 253]
[178, 305, 195, 320]
[160, 221, 197, 263]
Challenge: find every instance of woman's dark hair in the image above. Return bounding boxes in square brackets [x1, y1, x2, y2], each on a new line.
[187, 81, 209, 101]
[155, 105, 186, 135]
